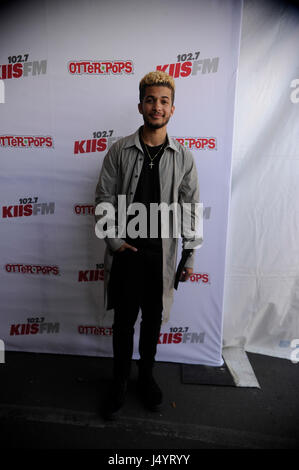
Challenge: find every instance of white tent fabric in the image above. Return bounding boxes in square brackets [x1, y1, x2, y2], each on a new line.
[223, 0, 299, 361]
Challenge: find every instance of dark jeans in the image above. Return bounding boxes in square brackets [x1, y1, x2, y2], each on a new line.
[109, 246, 163, 381]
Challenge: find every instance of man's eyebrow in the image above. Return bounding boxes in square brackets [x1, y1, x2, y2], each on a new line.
[145, 95, 170, 99]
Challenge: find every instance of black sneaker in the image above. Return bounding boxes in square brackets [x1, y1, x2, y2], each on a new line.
[137, 375, 163, 411]
[103, 379, 127, 420]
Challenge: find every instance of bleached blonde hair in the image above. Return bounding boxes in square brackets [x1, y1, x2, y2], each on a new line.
[139, 71, 175, 104]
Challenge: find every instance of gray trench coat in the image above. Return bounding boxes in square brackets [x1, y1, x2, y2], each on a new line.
[95, 128, 202, 323]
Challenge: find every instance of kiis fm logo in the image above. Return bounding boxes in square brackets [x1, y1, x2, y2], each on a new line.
[78, 263, 104, 282]
[2, 198, 55, 219]
[74, 129, 120, 155]
[0, 54, 47, 80]
[68, 60, 133, 75]
[157, 50, 219, 78]
[10, 316, 60, 336]
[159, 327, 205, 344]
[5, 264, 59, 275]
[175, 137, 217, 151]
[0, 135, 54, 149]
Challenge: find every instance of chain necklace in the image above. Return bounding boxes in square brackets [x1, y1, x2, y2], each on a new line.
[143, 139, 166, 169]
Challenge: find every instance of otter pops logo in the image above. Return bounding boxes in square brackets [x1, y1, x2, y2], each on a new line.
[68, 60, 133, 75]
[5, 264, 59, 276]
[175, 137, 217, 151]
[0, 135, 54, 149]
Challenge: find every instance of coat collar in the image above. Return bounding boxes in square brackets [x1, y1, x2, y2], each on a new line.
[123, 127, 180, 153]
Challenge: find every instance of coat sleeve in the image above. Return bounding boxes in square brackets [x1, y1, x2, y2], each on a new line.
[94, 144, 125, 252]
[178, 152, 203, 269]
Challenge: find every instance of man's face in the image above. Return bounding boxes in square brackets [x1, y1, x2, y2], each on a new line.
[138, 85, 175, 130]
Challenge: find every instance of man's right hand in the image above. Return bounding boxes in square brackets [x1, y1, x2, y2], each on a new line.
[116, 242, 138, 253]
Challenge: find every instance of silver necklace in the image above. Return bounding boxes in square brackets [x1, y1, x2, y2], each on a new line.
[143, 140, 166, 169]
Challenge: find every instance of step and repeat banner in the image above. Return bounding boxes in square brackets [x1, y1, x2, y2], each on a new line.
[0, 0, 242, 366]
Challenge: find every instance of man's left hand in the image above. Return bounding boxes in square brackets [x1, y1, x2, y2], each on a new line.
[180, 267, 193, 282]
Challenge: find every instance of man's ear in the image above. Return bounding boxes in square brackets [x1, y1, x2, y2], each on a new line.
[171, 105, 175, 116]
[138, 102, 143, 114]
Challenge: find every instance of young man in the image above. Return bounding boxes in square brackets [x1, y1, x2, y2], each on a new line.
[95, 71, 201, 418]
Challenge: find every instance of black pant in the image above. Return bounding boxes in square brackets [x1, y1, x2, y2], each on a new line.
[109, 246, 163, 381]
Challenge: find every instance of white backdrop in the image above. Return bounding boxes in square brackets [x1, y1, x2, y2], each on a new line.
[0, 0, 242, 366]
[223, 0, 299, 361]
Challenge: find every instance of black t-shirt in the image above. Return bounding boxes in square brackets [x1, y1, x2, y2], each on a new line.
[125, 130, 167, 250]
